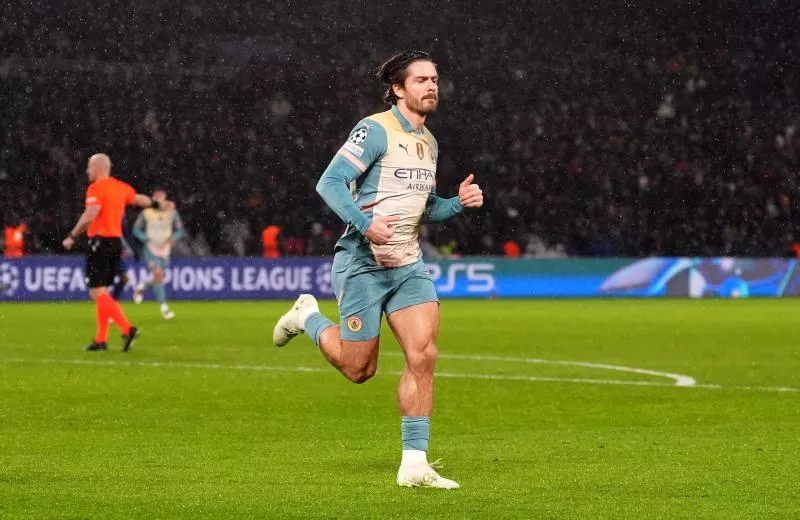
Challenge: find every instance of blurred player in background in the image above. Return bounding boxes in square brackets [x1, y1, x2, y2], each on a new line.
[132, 188, 184, 320]
[63, 153, 172, 351]
[109, 231, 136, 301]
[110, 257, 130, 301]
[273, 51, 483, 489]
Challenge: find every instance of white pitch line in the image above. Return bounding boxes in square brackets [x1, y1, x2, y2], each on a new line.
[0, 357, 676, 389]
[0, 357, 324, 374]
[2, 357, 798, 393]
[384, 352, 697, 387]
[431, 371, 676, 388]
[693, 383, 800, 393]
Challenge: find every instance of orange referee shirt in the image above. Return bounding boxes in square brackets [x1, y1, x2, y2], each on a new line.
[85, 177, 136, 238]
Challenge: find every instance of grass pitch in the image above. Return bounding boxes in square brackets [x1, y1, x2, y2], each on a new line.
[1, 299, 799, 519]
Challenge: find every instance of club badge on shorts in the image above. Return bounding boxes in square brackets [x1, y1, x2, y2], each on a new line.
[347, 315, 363, 333]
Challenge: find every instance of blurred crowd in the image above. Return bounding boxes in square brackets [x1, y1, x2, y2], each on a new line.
[1, 1, 799, 258]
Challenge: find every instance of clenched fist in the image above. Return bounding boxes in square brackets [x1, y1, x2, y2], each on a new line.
[365, 215, 400, 245]
[458, 174, 483, 208]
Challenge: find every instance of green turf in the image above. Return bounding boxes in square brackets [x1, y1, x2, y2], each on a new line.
[1, 299, 799, 519]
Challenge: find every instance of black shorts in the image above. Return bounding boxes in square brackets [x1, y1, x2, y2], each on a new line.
[85, 237, 122, 288]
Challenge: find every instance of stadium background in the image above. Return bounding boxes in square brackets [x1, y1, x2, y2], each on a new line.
[2, 1, 798, 262]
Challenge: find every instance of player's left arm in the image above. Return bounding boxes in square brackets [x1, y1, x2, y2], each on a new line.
[171, 211, 186, 242]
[422, 188, 463, 223]
[422, 174, 483, 223]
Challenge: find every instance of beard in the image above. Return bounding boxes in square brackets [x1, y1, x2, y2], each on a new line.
[409, 95, 439, 114]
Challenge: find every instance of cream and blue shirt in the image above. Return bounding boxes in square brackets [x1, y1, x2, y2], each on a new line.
[133, 208, 185, 258]
[317, 105, 463, 267]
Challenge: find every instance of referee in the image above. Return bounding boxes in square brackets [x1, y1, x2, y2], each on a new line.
[63, 153, 173, 352]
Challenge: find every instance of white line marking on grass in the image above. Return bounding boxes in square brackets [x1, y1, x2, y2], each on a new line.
[433, 371, 676, 387]
[693, 383, 800, 393]
[385, 352, 697, 387]
[0, 357, 680, 388]
[2, 357, 798, 392]
[0, 357, 324, 374]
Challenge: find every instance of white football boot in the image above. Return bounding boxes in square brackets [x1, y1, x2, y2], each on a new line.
[160, 303, 175, 320]
[273, 294, 319, 347]
[397, 460, 460, 490]
[133, 282, 145, 304]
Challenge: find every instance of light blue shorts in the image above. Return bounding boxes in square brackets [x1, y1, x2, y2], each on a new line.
[144, 247, 170, 270]
[332, 249, 438, 341]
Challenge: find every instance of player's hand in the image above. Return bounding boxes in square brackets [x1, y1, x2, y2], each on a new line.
[459, 173, 483, 208]
[365, 215, 400, 245]
[62, 236, 75, 250]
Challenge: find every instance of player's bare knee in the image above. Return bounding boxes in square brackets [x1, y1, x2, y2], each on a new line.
[344, 366, 375, 384]
[353, 370, 375, 384]
[407, 341, 438, 372]
[425, 340, 438, 359]
[419, 340, 438, 363]
[340, 353, 377, 383]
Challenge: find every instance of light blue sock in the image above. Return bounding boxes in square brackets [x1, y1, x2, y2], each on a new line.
[304, 312, 334, 346]
[401, 416, 430, 451]
[154, 283, 166, 304]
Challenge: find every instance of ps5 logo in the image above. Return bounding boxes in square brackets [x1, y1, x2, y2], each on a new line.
[426, 262, 495, 293]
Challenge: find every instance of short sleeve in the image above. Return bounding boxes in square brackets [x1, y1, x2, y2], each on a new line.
[125, 183, 137, 205]
[335, 119, 387, 174]
[85, 184, 101, 207]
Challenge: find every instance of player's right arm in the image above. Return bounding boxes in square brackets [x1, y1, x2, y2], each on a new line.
[316, 121, 398, 245]
[132, 212, 148, 243]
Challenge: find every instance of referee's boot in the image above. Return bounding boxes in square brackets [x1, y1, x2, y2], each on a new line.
[122, 326, 140, 352]
[85, 341, 108, 352]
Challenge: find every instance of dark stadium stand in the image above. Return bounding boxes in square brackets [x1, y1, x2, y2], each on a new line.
[1, 1, 798, 256]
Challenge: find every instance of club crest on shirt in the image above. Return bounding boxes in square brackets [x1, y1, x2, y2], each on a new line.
[416, 142, 425, 160]
[347, 315, 363, 332]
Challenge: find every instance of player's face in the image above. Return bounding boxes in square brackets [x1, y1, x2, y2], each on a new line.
[397, 60, 439, 115]
[153, 191, 167, 203]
